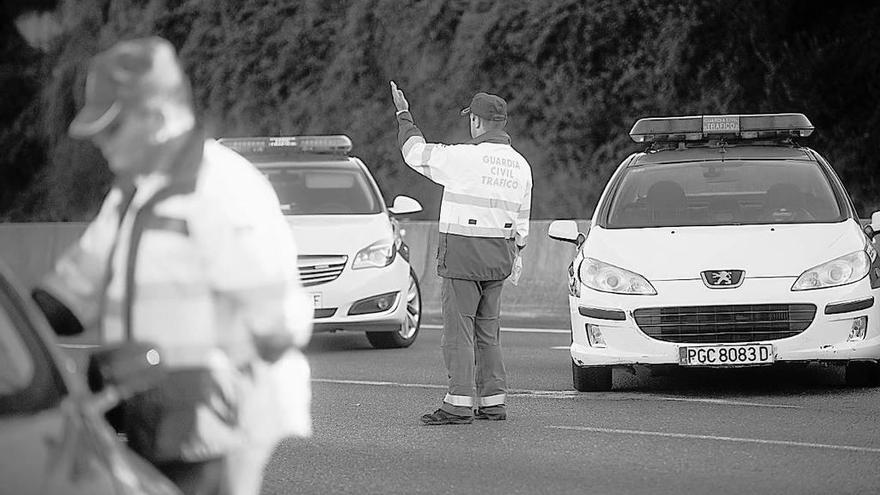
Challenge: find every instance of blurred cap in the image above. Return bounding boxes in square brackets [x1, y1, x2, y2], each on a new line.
[69, 36, 192, 138]
[460, 92, 507, 121]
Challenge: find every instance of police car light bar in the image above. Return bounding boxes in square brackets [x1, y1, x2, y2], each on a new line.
[628, 113, 814, 143]
[218, 135, 353, 155]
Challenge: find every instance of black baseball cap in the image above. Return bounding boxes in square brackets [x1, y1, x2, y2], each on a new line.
[460, 92, 508, 121]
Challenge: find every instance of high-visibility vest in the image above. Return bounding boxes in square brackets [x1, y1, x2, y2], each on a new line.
[398, 113, 533, 280]
[43, 131, 313, 445]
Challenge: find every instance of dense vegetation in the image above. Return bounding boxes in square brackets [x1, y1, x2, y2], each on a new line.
[2, 0, 879, 221]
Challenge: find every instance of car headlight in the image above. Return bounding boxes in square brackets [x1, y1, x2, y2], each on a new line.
[352, 240, 396, 269]
[578, 257, 657, 295]
[791, 250, 870, 291]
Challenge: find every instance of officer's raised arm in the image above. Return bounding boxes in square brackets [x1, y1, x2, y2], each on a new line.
[390, 80, 453, 186]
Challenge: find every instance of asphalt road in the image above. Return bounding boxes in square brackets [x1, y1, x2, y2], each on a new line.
[263, 323, 880, 495]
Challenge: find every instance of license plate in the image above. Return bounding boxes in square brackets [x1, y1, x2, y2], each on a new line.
[310, 293, 323, 309]
[679, 344, 774, 366]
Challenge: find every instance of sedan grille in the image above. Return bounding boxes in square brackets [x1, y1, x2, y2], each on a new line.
[633, 304, 816, 343]
[298, 255, 347, 287]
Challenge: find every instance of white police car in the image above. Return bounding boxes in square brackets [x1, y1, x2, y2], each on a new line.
[549, 114, 880, 390]
[219, 136, 424, 348]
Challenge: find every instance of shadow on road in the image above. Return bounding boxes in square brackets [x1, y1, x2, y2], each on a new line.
[614, 362, 861, 397]
[304, 332, 376, 353]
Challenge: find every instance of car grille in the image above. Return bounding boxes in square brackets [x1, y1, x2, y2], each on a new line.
[633, 304, 816, 343]
[298, 255, 347, 287]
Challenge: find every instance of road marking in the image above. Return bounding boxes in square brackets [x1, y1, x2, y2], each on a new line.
[422, 323, 568, 334]
[655, 396, 802, 409]
[313, 378, 446, 390]
[550, 346, 569, 350]
[311, 379, 799, 408]
[57, 324, 569, 350]
[509, 389, 580, 399]
[547, 425, 880, 454]
[312, 378, 578, 397]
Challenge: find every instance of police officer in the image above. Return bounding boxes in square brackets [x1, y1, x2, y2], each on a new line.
[33, 37, 313, 494]
[390, 82, 533, 425]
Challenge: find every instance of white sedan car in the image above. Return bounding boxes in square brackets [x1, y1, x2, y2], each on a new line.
[549, 114, 880, 390]
[219, 135, 423, 348]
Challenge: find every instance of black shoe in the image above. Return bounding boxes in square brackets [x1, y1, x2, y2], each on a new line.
[474, 407, 507, 421]
[420, 408, 473, 425]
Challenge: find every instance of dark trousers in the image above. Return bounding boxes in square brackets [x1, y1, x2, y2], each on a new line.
[439, 277, 507, 416]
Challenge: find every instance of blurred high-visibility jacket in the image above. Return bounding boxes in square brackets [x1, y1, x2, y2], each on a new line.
[396, 110, 532, 280]
[41, 128, 313, 458]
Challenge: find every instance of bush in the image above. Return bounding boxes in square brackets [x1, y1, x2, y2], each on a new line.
[4, 0, 879, 220]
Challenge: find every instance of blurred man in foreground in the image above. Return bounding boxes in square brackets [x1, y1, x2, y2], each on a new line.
[32, 36, 313, 495]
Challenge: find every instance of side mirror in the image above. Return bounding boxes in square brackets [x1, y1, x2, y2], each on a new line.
[389, 195, 423, 215]
[87, 341, 166, 397]
[869, 211, 880, 239]
[548, 220, 586, 245]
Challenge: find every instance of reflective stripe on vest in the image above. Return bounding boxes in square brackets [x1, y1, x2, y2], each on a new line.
[443, 190, 521, 214]
[439, 222, 514, 238]
[401, 137, 435, 180]
[401, 136, 433, 163]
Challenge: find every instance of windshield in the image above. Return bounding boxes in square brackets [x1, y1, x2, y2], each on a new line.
[262, 166, 382, 215]
[606, 160, 844, 228]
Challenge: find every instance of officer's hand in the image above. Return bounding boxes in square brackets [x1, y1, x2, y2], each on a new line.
[390, 80, 409, 113]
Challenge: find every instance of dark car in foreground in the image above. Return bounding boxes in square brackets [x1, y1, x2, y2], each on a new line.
[0, 262, 179, 495]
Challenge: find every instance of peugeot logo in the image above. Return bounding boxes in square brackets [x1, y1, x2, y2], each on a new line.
[701, 269, 745, 289]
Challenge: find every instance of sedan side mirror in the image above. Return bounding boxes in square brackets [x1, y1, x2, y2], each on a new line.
[87, 341, 166, 397]
[869, 211, 880, 239]
[389, 195, 423, 215]
[548, 220, 586, 245]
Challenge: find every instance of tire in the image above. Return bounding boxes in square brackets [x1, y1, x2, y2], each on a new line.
[366, 268, 422, 349]
[844, 361, 880, 387]
[572, 360, 613, 392]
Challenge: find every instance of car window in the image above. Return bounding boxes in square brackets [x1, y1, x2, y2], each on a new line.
[262, 166, 382, 215]
[606, 160, 844, 228]
[0, 277, 65, 416]
[0, 306, 35, 397]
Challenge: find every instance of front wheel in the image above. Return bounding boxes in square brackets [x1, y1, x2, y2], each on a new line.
[572, 360, 612, 392]
[366, 267, 422, 349]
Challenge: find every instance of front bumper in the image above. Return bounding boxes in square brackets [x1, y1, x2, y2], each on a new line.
[307, 255, 410, 333]
[569, 277, 880, 367]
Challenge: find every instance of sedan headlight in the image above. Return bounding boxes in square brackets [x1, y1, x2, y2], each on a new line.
[352, 239, 396, 269]
[791, 250, 870, 291]
[578, 257, 657, 295]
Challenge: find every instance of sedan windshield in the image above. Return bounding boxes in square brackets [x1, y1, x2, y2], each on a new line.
[606, 160, 844, 228]
[262, 166, 382, 215]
